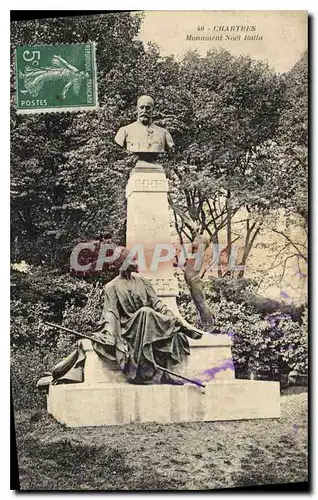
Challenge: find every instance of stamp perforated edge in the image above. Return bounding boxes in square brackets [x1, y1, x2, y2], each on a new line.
[15, 42, 99, 115]
[16, 105, 99, 115]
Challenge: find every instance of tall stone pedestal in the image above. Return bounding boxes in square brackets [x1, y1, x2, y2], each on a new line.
[47, 160, 280, 426]
[126, 161, 179, 312]
[124, 161, 235, 379]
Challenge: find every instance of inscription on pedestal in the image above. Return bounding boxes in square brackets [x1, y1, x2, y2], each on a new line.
[147, 277, 179, 296]
[126, 175, 169, 197]
[136, 178, 167, 191]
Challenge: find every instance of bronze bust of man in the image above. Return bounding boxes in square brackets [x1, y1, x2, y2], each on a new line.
[114, 95, 174, 155]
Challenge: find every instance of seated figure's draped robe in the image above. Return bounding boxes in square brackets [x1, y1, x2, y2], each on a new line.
[92, 275, 190, 382]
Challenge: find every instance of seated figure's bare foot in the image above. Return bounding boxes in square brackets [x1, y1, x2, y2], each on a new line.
[161, 372, 184, 385]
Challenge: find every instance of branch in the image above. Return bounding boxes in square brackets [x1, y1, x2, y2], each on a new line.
[181, 226, 193, 242]
[268, 242, 293, 263]
[247, 222, 262, 253]
[272, 228, 308, 262]
[262, 253, 301, 272]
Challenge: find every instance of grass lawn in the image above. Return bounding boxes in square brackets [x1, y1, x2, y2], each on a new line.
[13, 391, 308, 491]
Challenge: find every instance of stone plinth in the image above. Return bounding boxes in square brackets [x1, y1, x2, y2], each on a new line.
[126, 162, 179, 301]
[82, 339, 126, 384]
[47, 379, 280, 427]
[176, 334, 234, 381]
[80, 333, 233, 386]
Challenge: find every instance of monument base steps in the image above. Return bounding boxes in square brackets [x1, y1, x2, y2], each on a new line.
[48, 335, 280, 427]
[47, 379, 280, 427]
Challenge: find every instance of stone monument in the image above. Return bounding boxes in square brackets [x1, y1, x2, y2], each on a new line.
[115, 95, 180, 310]
[47, 95, 280, 426]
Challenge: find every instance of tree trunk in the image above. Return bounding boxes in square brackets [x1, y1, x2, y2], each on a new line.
[226, 190, 232, 275]
[237, 220, 262, 278]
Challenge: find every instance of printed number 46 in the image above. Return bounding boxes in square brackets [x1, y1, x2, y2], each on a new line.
[23, 50, 40, 66]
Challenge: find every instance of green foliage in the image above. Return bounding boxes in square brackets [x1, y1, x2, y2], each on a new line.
[212, 300, 307, 378]
[11, 345, 70, 411]
[279, 51, 308, 149]
[249, 51, 307, 226]
[11, 266, 108, 410]
[205, 276, 305, 319]
[11, 13, 144, 267]
[206, 276, 258, 304]
[276, 308, 308, 374]
[176, 273, 199, 323]
[11, 299, 54, 350]
[177, 274, 307, 378]
[163, 50, 287, 256]
[11, 266, 106, 349]
[177, 50, 285, 165]
[165, 50, 307, 277]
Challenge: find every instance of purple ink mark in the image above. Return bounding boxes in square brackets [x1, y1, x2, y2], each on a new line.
[266, 313, 291, 327]
[226, 330, 235, 339]
[192, 378, 206, 387]
[293, 423, 299, 434]
[200, 358, 235, 382]
[281, 344, 295, 352]
[270, 318, 277, 327]
[266, 316, 276, 327]
[296, 271, 306, 279]
[280, 290, 290, 300]
[205, 327, 219, 334]
[204, 328, 236, 338]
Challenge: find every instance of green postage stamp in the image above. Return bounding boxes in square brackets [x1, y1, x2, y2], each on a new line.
[15, 43, 98, 114]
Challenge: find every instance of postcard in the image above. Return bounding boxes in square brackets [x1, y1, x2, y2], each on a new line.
[10, 10, 308, 491]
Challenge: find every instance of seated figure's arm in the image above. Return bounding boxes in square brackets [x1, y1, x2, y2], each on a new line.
[143, 278, 174, 316]
[143, 278, 203, 339]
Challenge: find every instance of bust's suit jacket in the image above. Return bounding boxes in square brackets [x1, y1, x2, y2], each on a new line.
[114, 120, 174, 153]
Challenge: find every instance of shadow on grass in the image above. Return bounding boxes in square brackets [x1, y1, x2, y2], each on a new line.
[231, 444, 308, 488]
[18, 425, 184, 490]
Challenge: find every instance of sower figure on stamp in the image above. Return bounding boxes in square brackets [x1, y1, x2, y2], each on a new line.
[91, 249, 202, 385]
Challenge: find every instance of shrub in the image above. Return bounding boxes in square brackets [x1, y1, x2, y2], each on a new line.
[271, 307, 308, 374]
[11, 343, 75, 411]
[205, 276, 305, 320]
[177, 274, 308, 378]
[206, 276, 259, 304]
[176, 278, 197, 324]
[210, 300, 308, 378]
[11, 266, 107, 350]
[11, 266, 107, 410]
